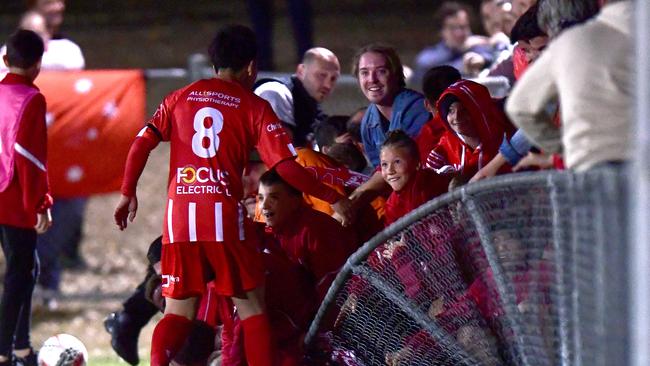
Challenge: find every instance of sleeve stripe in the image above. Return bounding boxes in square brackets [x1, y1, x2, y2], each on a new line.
[14, 143, 46, 172]
[288, 143, 297, 156]
[145, 123, 163, 140]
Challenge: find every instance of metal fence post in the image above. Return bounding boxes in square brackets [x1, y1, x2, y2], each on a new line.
[632, 1, 650, 366]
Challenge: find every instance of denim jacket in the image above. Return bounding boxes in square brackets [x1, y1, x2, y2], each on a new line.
[361, 89, 430, 167]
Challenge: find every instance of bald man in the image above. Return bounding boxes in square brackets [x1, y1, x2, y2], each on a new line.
[255, 47, 340, 147]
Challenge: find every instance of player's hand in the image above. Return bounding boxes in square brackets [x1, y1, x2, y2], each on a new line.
[462, 52, 486, 76]
[34, 208, 52, 234]
[332, 196, 354, 227]
[513, 152, 554, 172]
[114, 194, 138, 230]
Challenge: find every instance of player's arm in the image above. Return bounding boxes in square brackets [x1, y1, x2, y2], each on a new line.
[114, 125, 161, 230]
[274, 158, 354, 226]
[15, 94, 53, 233]
[505, 48, 561, 154]
[349, 169, 390, 208]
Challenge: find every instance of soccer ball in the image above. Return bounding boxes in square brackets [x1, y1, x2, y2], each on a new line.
[37, 334, 88, 366]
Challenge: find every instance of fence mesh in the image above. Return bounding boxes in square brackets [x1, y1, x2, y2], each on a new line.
[306, 167, 629, 366]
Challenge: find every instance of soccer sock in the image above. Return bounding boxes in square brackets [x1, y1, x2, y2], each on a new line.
[241, 313, 275, 366]
[150, 314, 192, 366]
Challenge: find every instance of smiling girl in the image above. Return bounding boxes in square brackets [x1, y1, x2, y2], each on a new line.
[380, 130, 449, 226]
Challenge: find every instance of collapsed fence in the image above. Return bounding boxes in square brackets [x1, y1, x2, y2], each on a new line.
[305, 166, 629, 366]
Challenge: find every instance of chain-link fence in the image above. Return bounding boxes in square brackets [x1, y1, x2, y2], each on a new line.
[305, 166, 629, 366]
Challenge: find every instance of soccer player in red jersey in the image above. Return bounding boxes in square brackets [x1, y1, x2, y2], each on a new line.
[113, 24, 352, 366]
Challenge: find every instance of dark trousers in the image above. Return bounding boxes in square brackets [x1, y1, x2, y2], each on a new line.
[247, 0, 313, 70]
[123, 266, 159, 329]
[37, 198, 86, 291]
[0, 225, 38, 356]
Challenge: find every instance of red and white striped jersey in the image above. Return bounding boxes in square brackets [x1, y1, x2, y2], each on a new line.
[148, 78, 295, 243]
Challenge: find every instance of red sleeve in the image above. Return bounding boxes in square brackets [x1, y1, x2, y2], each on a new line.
[15, 93, 50, 212]
[120, 127, 161, 196]
[305, 216, 354, 300]
[275, 159, 343, 204]
[254, 100, 296, 168]
[415, 117, 446, 163]
[146, 92, 177, 142]
[383, 194, 399, 226]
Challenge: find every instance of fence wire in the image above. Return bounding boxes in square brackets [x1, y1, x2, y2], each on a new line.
[306, 166, 629, 366]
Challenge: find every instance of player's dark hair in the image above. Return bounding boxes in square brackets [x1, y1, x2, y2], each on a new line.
[352, 43, 406, 88]
[381, 129, 419, 163]
[259, 168, 302, 196]
[315, 115, 347, 148]
[510, 4, 546, 43]
[327, 142, 368, 173]
[208, 24, 257, 72]
[5, 29, 44, 69]
[146, 236, 163, 265]
[422, 65, 462, 104]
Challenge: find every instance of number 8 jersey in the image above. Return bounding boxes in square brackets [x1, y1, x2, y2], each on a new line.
[147, 78, 296, 244]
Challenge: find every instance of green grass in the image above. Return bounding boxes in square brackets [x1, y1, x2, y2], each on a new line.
[90, 356, 149, 366]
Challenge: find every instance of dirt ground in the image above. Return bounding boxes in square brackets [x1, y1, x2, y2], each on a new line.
[30, 143, 170, 362]
[0, 1, 481, 362]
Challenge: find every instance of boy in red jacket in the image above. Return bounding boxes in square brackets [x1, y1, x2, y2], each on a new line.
[426, 80, 514, 188]
[0, 29, 52, 366]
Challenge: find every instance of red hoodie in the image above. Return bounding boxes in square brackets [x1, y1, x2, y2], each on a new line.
[426, 80, 515, 178]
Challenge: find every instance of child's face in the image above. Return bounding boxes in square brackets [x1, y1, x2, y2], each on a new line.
[380, 146, 417, 192]
[447, 101, 477, 138]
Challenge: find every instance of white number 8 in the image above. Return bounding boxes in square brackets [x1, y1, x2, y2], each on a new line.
[192, 107, 224, 158]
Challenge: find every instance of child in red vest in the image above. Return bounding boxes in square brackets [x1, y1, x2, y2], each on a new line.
[0, 30, 52, 366]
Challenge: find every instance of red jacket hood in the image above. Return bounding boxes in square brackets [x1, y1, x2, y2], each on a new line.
[436, 79, 512, 155]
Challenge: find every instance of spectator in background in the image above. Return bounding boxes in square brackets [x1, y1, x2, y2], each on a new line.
[313, 115, 348, 153]
[414, 1, 494, 80]
[26, 0, 84, 70]
[485, 0, 537, 88]
[246, 0, 313, 71]
[354, 44, 430, 168]
[326, 142, 368, 174]
[480, 0, 512, 54]
[0, 29, 52, 366]
[0, 8, 83, 72]
[415, 65, 462, 164]
[502, 0, 539, 34]
[255, 47, 340, 148]
[427, 79, 514, 189]
[349, 44, 431, 210]
[470, 4, 550, 182]
[506, 0, 625, 172]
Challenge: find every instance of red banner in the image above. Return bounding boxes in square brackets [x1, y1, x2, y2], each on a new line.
[37, 70, 146, 198]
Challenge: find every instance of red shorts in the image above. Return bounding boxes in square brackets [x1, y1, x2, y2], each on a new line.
[161, 235, 264, 299]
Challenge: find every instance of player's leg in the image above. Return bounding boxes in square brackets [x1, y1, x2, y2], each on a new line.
[150, 297, 197, 366]
[206, 232, 276, 366]
[231, 286, 275, 366]
[151, 242, 203, 366]
[0, 226, 38, 364]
